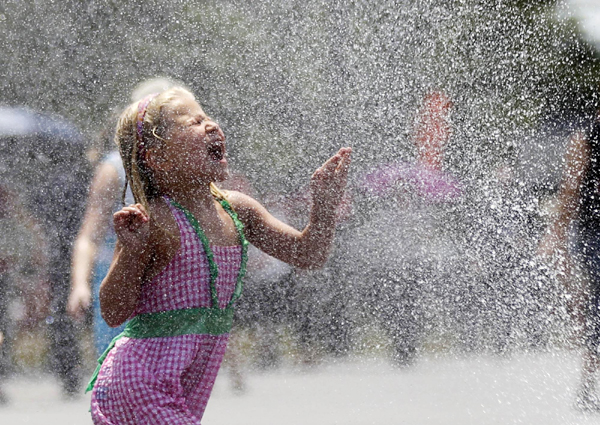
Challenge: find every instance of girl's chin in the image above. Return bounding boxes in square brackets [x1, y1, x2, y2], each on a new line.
[212, 166, 230, 182]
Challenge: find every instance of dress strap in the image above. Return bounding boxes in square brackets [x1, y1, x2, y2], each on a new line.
[217, 197, 248, 307]
[168, 196, 248, 309]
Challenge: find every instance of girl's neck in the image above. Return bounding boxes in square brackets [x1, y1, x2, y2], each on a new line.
[162, 182, 216, 212]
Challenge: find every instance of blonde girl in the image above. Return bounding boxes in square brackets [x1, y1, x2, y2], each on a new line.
[87, 87, 351, 424]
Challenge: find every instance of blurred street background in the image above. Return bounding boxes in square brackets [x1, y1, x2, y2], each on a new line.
[2, 0, 600, 423]
[1, 351, 600, 424]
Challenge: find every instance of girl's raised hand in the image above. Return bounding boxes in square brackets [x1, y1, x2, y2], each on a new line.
[310, 147, 352, 211]
[113, 203, 150, 249]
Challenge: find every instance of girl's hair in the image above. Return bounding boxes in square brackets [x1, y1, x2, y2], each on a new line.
[115, 86, 226, 211]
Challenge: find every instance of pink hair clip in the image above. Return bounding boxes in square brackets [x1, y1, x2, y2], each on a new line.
[136, 93, 159, 165]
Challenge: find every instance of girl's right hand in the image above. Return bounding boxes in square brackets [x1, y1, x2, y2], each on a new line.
[113, 203, 150, 249]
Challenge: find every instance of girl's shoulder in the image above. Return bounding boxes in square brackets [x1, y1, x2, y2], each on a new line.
[222, 190, 276, 235]
[148, 196, 176, 224]
[221, 190, 263, 216]
[147, 197, 179, 241]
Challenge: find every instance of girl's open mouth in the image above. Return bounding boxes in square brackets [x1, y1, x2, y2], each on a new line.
[208, 140, 225, 162]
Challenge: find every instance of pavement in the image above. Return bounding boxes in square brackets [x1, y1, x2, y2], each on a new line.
[0, 349, 599, 424]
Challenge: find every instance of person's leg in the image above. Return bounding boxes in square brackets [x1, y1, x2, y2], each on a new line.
[373, 268, 421, 367]
[222, 329, 247, 394]
[0, 272, 9, 404]
[581, 346, 599, 394]
[574, 235, 600, 410]
[576, 289, 600, 410]
[48, 246, 82, 398]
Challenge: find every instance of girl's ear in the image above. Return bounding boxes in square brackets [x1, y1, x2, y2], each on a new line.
[145, 147, 173, 172]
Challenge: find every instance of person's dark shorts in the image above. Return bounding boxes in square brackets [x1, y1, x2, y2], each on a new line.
[573, 232, 600, 351]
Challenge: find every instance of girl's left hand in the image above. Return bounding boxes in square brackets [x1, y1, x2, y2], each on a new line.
[310, 147, 352, 211]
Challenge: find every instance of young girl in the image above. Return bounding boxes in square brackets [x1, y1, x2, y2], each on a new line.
[87, 87, 351, 423]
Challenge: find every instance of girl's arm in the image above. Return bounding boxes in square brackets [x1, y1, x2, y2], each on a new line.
[68, 162, 121, 319]
[231, 147, 351, 269]
[99, 204, 152, 327]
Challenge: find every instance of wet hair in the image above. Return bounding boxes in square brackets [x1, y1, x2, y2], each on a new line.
[130, 77, 187, 103]
[115, 86, 225, 212]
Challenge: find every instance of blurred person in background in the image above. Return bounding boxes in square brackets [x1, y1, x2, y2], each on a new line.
[68, 77, 183, 357]
[0, 185, 49, 403]
[0, 106, 89, 398]
[461, 153, 545, 354]
[538, 114, 600, 412]
[350, 90, 461, 366]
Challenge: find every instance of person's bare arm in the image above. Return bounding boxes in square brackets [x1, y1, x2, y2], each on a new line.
[231, 147, 351, 269]
[540, 132, 589, 252]
[99, 204, 152, 327]
[67, 162, 120, 319]
[538, 131, 591, 328]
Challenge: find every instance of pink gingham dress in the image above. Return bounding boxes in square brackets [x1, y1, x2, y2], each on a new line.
[90, 198, 242, 424]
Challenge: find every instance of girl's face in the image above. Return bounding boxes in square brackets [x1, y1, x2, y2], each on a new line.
[159, 94, 229, 183]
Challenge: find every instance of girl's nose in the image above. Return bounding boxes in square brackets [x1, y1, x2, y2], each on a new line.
[205, 120, 219, 132]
